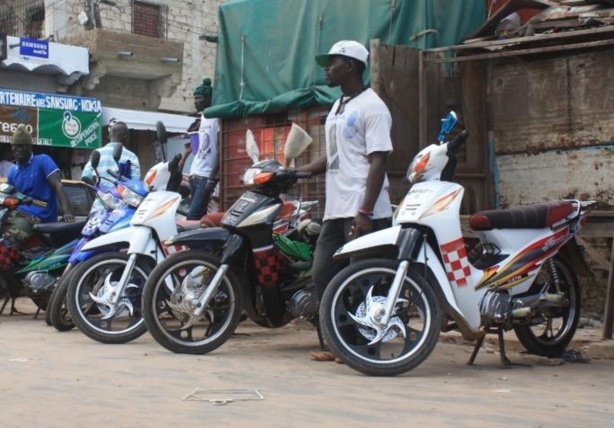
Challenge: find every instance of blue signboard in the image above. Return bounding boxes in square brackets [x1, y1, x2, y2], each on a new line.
[19, 38, 49, 59]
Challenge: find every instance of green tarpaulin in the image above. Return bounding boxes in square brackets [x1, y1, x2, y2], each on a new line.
[207, 0, 486, 119]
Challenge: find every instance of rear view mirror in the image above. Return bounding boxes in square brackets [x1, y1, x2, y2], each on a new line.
[156, 121, 168, 145]
[90, 150, 101, 169]
[437, 111, 458, 143]
[0, 183, 15, 194]
[284, 123, 312, 168]
[112, 143, 123, 163]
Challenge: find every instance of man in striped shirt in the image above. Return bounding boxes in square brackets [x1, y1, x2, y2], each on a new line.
[81, 121, 140, 211]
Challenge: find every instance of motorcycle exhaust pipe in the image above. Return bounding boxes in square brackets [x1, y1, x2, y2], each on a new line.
[511, 293, 568, 319]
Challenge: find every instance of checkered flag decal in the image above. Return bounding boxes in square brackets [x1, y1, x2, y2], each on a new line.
[253, 245, 286, 287]
[440, 238, 471, 287]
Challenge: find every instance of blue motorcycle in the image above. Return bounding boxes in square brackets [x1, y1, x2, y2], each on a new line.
[41, 149, 142, 330]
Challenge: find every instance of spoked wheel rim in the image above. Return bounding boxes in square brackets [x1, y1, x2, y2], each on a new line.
[525, 258, 578, 346]
[72, 257, 148, 336]
[330, 266, 434, 365]
[149, 258, 238, 348]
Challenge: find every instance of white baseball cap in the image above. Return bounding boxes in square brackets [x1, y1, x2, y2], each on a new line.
[315, 40, 369, 67]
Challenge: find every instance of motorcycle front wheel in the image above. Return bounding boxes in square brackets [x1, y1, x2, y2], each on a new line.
[142, 250, 243, 355]
[513, 255, 581, 357]
[67, 252, 151, 344]
[320, 259, 441, 376]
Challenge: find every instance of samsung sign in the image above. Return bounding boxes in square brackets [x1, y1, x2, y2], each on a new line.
[19, 37, 49, 59]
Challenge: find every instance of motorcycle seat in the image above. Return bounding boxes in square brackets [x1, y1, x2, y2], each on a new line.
[34, 219, 88, 247]
[176, 220, 203, 232]
[469, 201, 576, 231]
[34, 219, 87, 235]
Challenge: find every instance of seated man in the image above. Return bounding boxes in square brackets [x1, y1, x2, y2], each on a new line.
[5, 125, 74, 246]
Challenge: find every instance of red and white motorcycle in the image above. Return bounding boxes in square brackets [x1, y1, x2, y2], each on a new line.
[320, 111, 594, 376]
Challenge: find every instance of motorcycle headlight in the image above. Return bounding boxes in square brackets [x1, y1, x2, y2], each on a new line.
[98, 191, 126, 210]
[118, 185, 145, 207]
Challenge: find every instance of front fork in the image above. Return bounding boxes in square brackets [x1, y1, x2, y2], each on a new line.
[380, 261, 409, 326]
[191, 264, 229, 317]
[110, 253, 138, 306]
[90, 253, 141, 319]
[184, 234, 244, 318]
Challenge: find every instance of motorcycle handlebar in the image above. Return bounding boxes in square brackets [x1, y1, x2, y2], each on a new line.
[294, 171, 313, 179]
[276, 170, 313, 180]
[107, 169, 121, 180]
[447, 130, 469, 152]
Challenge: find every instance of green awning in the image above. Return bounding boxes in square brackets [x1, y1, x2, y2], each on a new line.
[0, 88, 102, 149]
[207, 0, 486, 119]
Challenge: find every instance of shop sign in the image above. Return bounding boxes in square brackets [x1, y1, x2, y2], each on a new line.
[19, 38, 49, 59]
[0, 89, 101, 149]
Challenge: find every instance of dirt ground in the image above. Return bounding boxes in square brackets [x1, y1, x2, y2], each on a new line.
[1, 299, 613, 428]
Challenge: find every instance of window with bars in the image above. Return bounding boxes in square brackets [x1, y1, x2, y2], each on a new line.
[0, 0, 44, 38]
[132, 0, 166, 39]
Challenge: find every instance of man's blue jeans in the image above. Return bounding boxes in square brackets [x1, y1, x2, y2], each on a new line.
[187, 175, 211, 220]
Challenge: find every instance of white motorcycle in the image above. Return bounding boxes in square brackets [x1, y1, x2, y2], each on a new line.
[65, 129, 191, 344]
[320, 112, 594, 376]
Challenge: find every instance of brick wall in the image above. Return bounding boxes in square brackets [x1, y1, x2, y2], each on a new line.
[52, 0, 224, 114]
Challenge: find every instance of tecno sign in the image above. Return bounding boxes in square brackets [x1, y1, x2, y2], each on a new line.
[0, 121, 34, 134]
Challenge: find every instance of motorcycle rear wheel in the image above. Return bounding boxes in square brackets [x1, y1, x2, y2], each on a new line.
[47, 268, 76, 331]
[514, 255, 581, 357]
[321, 259, 441, 376]
[67, 252, 151, 344]
[142, 250, 243, 355]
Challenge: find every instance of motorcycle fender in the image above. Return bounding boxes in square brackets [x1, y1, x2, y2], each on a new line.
[333, 226, 403, 260]
[81, 228, 131, 252]
[414, 242, 470, 327]
[560, 238, 593, 278]
[334, 225, 473, 330]
[81, 226, 155, 255]
[166, 227, 229, 249]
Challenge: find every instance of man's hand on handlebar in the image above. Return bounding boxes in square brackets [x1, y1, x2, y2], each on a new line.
[62, 212, 75, 222]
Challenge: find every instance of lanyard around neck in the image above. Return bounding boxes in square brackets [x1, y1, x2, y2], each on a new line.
[335, 87, 367, 115]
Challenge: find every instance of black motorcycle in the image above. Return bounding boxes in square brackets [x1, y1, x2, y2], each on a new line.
[141, 158, 319, 354]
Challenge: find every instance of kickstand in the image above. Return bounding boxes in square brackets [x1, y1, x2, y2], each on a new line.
[315, 320, 328, 351]
[468, 334, 485, 366]
[468, 327, 530, 368]
[33, 306, 41, 319]
[497, 328, 531, 368]
[10, 298, 27, 316]
[0, 296, 8, 315]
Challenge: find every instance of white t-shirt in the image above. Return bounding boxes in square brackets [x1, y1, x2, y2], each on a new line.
[189, 115, 220, 178]
[324, 88, 393, 220]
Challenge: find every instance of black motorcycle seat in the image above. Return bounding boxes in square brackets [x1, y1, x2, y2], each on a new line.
[33, 220, 88, 247]
[176, 220, 202, 233]
[34, 219, 87, 235]
[469, 201, 576, 231]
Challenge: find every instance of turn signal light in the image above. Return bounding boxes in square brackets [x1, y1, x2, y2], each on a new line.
[4, 197, 19, 209]
[413, 152, 431, 176]
[253, 172, 273, 185]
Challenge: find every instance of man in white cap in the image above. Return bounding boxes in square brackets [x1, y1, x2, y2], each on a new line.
[298, 40, 393, 361]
